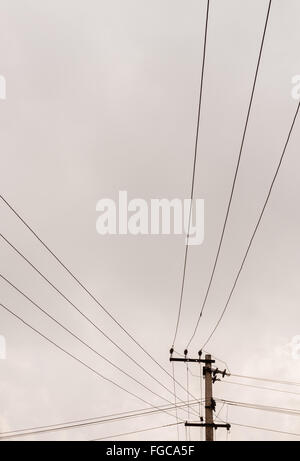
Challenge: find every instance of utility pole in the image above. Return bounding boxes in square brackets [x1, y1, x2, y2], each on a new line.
[170, 349, 230, 441]
[204, 354, 214, 441]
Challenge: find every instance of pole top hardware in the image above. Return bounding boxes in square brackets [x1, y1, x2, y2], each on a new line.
[185, 422, 231, 431]
[205, 398, 216, 412]
[170, 350, 215, 364]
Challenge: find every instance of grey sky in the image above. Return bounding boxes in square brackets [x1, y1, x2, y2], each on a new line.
[0, 0, 299, 440]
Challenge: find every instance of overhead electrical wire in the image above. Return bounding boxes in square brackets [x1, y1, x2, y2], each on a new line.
[186, 363, 191, 441]
[199, 362, 203, 441]
[0, 301, 192, 426]
[186, 0, 273, 348]
[91, 422, 183, 442]
[191, 368, 300, 393]
[229, 373, 300, 387]
[171, 363, 180, 441]
[222, 380, 300, 396]
[201, 100, 300, 348]
[0, 233, 197, 406]
[90, 420, 300, 442]
[0, 273, 200, 419]
[172, 0, 210, 347]
[0, 195, 195, 402]
[230, 422, 300, 438]
[92, 421, 300, 442]
[0, 399, 204, 440]
[217, 399, 300, 417]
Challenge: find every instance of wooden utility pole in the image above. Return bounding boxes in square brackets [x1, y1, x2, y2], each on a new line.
[204, 354, 214, 441]
[170, 349, 230, 441]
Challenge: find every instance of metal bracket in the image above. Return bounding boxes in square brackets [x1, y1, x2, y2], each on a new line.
[185, 422, 231, 431]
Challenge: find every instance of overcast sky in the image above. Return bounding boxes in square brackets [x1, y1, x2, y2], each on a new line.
[0, 0, 299, 441]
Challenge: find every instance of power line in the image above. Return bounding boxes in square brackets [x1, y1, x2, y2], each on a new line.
[0, 400, 204, 440]
[172, 0, 210, 346]
[0, 273, 200, 418]
[91, 422, 183, 442]
[229, 373, 300, 387]
[171, 363, 180, 441]
[222, 379, 300, 396]
[217, 399, 300, 417]
[231, 422, 300, 438]
[90, 414, 300, 442]
[186, 363, 191, 441]
[0, 233, 197, 407]
[0, 301, 190, 425]
[187, 0, 272, 348]
[201, 100, 300, 348]
[0, 196, 195, 402]
[198, 362, 203, 441]
[215, 401, 226, 423]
